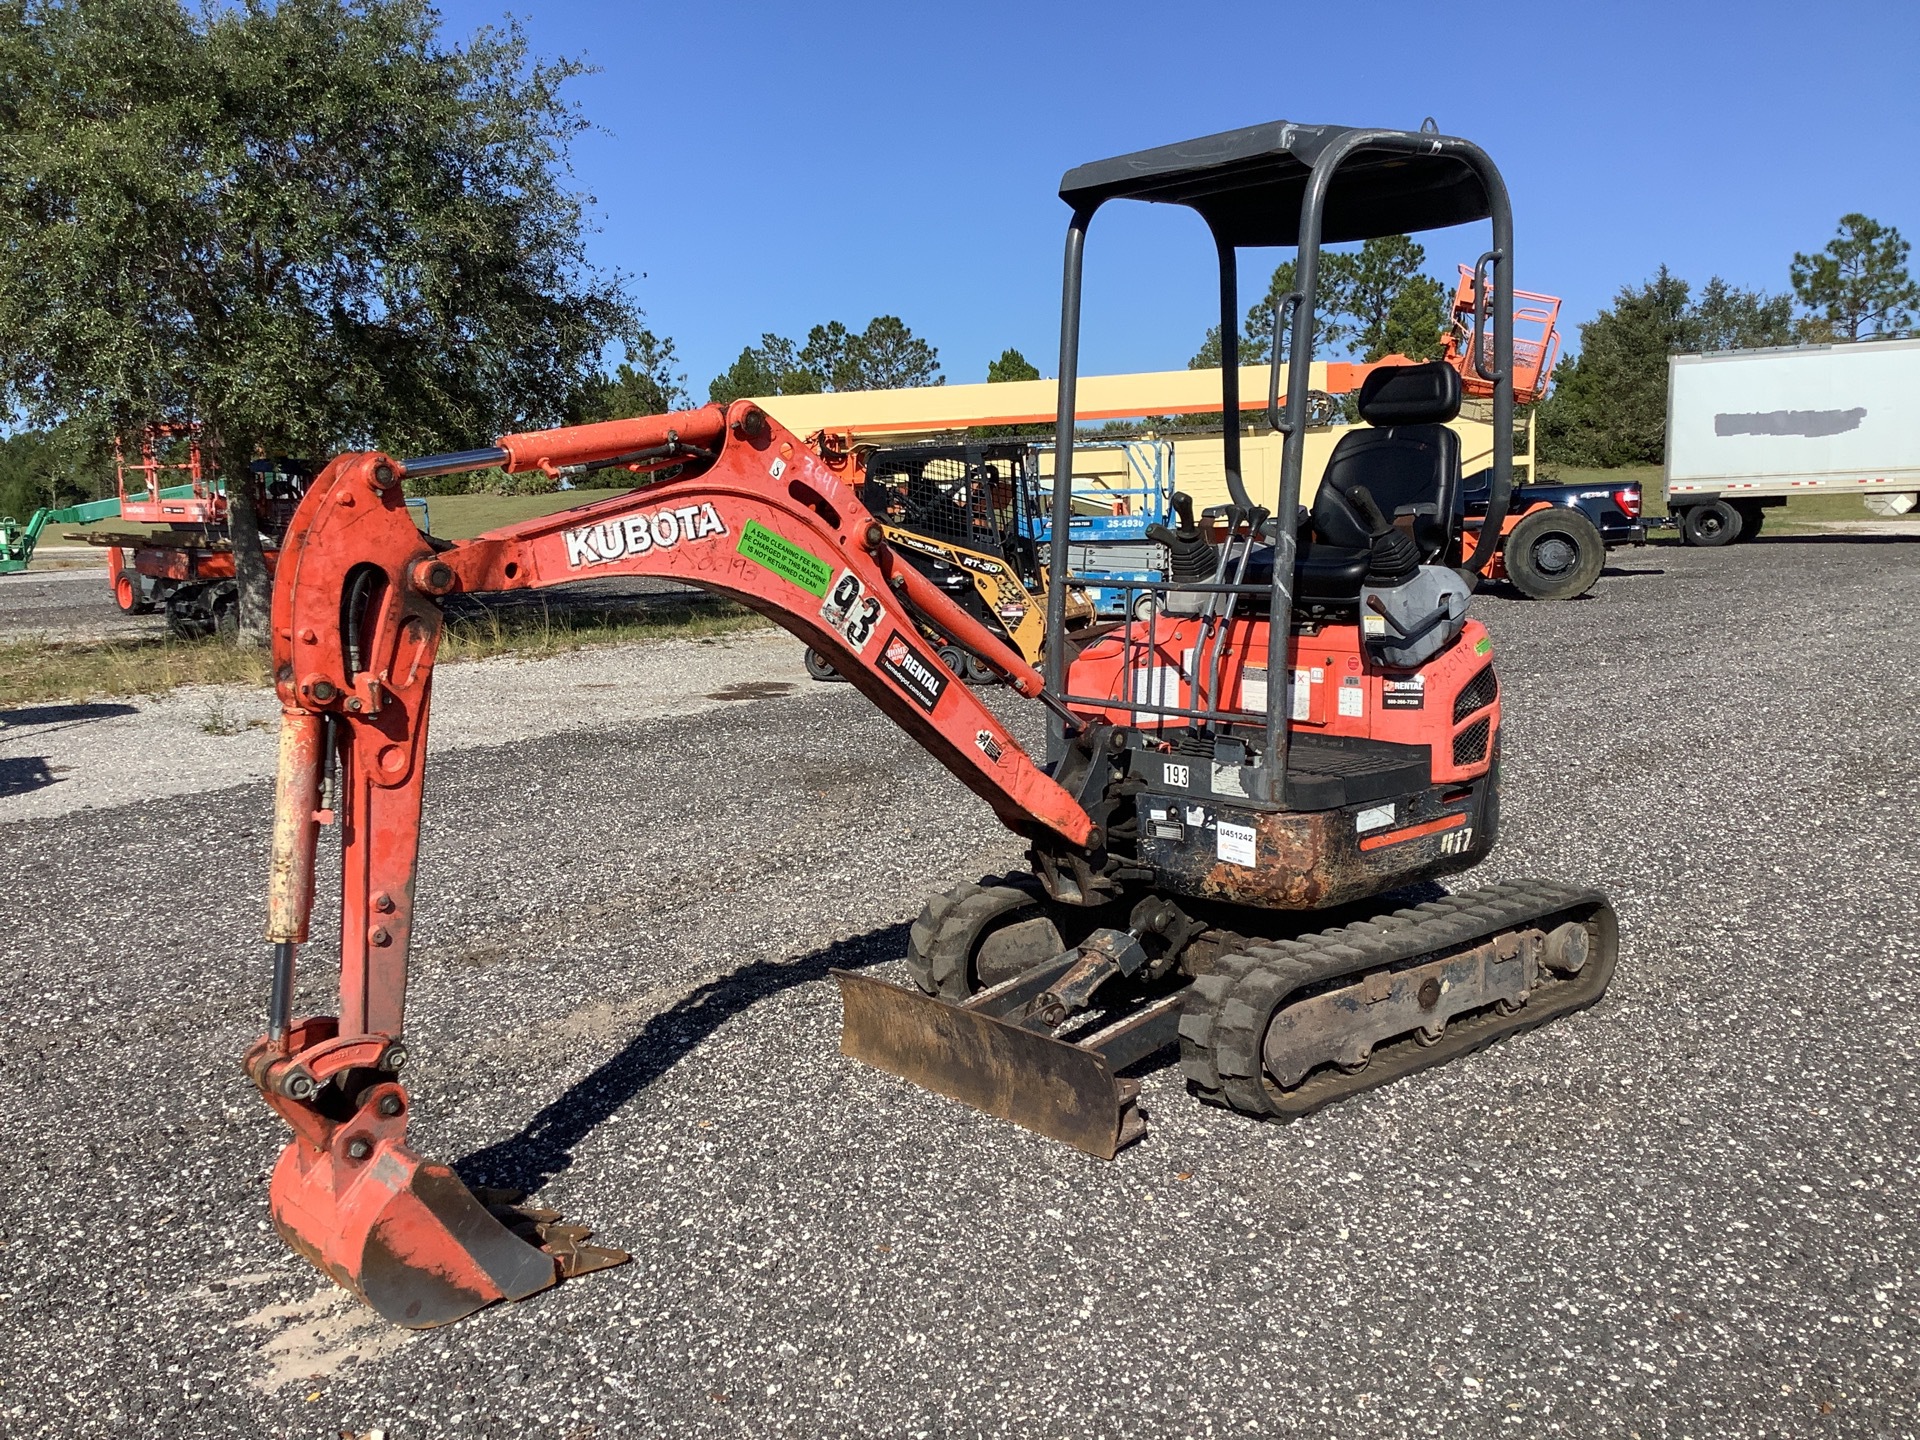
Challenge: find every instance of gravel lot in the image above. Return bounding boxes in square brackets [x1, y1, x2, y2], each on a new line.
[1, 535, 1916, 1438]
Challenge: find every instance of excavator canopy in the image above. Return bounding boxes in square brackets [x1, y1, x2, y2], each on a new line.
[1057, 119, 1493, 246]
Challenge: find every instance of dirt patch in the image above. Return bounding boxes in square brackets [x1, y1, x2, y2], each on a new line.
[235, 1285, 416, 1392]
[705, 680, 797, 702]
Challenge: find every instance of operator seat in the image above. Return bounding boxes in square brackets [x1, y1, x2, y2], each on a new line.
[1294, 361, 1463, 599]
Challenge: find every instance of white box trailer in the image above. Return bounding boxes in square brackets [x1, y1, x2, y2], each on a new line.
[1665, 338, 1920, 545]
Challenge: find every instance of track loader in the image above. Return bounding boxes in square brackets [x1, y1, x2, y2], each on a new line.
[250, 119, 1618, 1328]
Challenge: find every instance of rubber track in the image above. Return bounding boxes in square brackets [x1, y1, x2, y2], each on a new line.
[905, 880, 1048, 1000]
[1178, 878, 1616, 1120]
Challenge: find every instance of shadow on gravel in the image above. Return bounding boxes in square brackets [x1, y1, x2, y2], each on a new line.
[0, 754, 60, 797]
[0, 700, 139, 729]
[455, 920, 911, 1194]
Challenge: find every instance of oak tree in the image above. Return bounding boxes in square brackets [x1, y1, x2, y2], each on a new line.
[0, 0, 637, 641]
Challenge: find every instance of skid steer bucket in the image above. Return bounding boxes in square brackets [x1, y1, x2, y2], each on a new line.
[834, 963, 1181, 1159]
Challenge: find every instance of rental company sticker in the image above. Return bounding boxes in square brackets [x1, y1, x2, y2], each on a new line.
[1216, 820, 1257, 868]
[1382, 676, 1425, 710]
[737, 520, 832, 597]
[877, 629, 949, 712]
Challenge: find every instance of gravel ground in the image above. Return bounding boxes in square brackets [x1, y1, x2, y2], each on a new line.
[1, 535, 1916, 1438]
[0, 630, 811, 822]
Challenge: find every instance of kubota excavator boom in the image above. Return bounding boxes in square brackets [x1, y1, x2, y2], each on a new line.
[250, 400, 1107, 1327]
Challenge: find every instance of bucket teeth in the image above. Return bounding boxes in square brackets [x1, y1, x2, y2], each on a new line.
[479, 1191, 630, 1279]
[535, 1223, 631, 1280]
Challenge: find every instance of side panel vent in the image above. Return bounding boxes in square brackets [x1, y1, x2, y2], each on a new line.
[1452, 716, 1492, 767]
[1453, 665, 1498, 723]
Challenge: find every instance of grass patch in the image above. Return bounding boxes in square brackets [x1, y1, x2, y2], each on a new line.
[50, 486, 632, 544]
[1, 600, 772, 708]
[0, 633, 272, 708]
[435, 599, 769, 662]
[416, 488, 629, 540]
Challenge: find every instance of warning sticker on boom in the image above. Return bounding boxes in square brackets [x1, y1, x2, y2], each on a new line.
[737, 520, 832, 597]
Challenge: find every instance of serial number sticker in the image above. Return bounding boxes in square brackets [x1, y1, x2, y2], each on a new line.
[1355, 802, 1395, 834]
[1216, 820, 1257, 868]
[818, 569, 883, 653]
[738, 520, 832, 597]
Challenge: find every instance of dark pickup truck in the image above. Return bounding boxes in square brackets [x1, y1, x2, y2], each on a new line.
[1460, 469, 1647, 600]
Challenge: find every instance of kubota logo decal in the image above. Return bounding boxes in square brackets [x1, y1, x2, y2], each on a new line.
[562, 503, 727, 568]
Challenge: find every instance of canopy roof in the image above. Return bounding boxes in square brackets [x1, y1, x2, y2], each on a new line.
[1058, 121, 1491, 247]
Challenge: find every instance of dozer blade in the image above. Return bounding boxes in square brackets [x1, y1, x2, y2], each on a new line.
[834, 969, 1151, 1159]
[269, 1133, 566, 1329]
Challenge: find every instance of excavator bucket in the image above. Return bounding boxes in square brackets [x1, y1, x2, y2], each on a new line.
[252, 1054, 628, 1329]
[834, 967, 1175, 1159]
[269, 1131, 562, 1329]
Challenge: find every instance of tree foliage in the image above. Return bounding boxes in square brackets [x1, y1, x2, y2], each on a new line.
[571, 330, 688, 423]
[1537, 267, 1800, 468]
[0, 0, 638, 638]
[1690, 277, 1794, 353]
[1790, 214, 1919, 342]
[986, 348, 1041, 384]
[708, 316, 942, 403]
[1189, 237, 1448, 369]
[0, 424, 106, 518]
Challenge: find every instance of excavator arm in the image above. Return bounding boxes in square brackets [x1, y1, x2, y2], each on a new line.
[247, 401, 1097, 1327]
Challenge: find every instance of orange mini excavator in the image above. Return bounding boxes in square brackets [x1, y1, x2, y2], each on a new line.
[251, 120, 1618, 1327]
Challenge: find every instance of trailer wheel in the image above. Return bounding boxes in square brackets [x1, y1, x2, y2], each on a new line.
[802, 647, 844, 682]
[1503, 507, 1605, 600]
[1732, 501, 1767, 541]
[963, 650, 998, 686]
[1680, 500, 1743, 547]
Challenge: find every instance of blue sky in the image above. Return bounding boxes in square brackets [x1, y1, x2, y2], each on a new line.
[433, 0, 1919, 395]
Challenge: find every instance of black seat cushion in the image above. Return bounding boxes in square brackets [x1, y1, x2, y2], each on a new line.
[1314, 426, 1461, 562]
[1232, 541, 1369, 605]
[1293, 543, 1371, 600]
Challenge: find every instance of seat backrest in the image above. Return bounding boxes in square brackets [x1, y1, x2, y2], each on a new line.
[1310, 362, 1463, 561]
